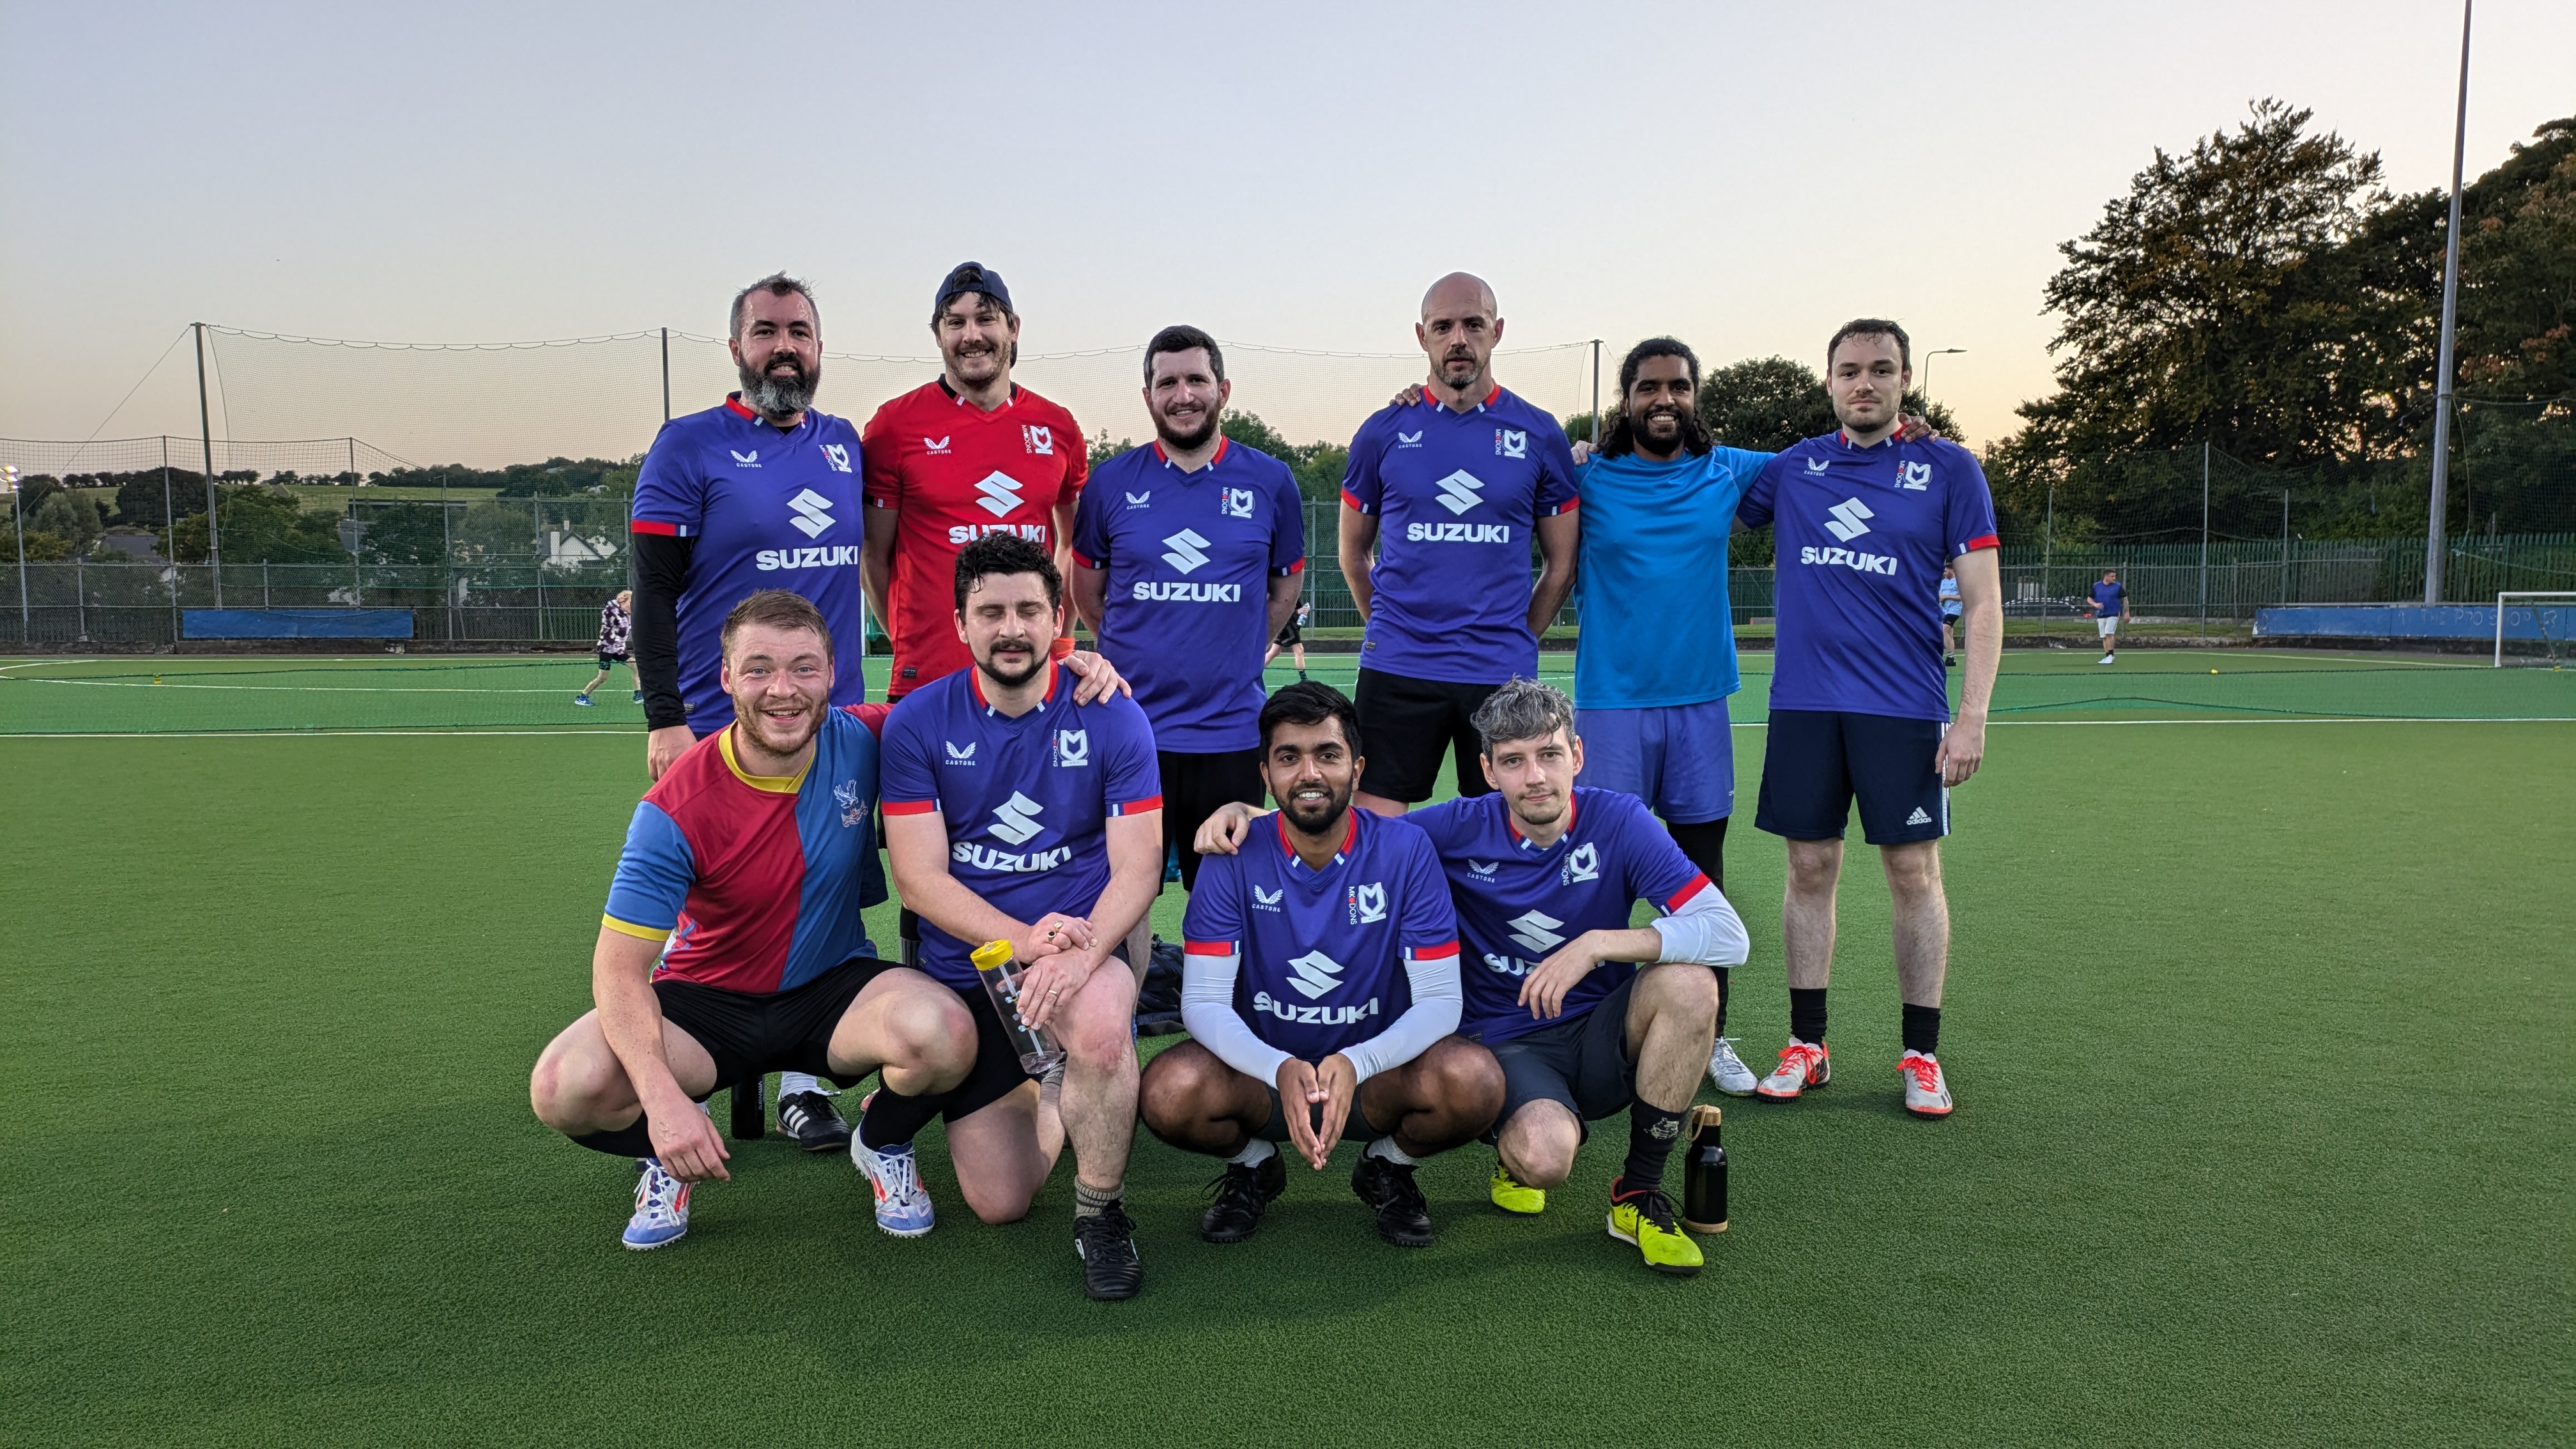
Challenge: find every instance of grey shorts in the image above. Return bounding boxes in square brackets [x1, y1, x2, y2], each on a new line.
[1488, 970, 1639, 1137]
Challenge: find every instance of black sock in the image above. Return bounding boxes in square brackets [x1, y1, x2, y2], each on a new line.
[859, 1082, 940, 1150]
[1790, 986, 1828, 1046]
[1902, 1002, 1942, 1056]
[1621, 1102, 1686, 1192]
[572, 1120, 656, 1158]
[1665, 816, 1728, 892]
[1714, 967, 1731, 1036]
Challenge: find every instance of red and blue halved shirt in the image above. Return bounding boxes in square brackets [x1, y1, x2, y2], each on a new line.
[631, 395, 871, 732]
[1340, 386, 1577, 685]
[1410, 786, 1710, 1045]
[1740, 431, 2000, 722]
[601, 704, 889, 994]
[1183, 808, 1460, 1063]
[1071, 436, 1307, 752]
[878, 662, 1162, 989]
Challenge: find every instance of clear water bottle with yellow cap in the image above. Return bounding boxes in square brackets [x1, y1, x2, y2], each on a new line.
[972, 939, 1065, 1076]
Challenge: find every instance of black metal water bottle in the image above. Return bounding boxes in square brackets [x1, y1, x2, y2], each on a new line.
[1681, 1104, 1728, 1233]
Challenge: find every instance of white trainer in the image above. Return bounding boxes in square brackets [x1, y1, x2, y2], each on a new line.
[622, 1158, 692, 1250]
[1706, 1036, 1758, 1096]
[2097, 653, 2115, 664]
[850, 1137, 936, 1237]
[1754, 1039, 1831, 1100]
[1899, 1050, 1954, 1118]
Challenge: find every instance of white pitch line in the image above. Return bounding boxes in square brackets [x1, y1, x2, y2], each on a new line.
[0, 677, 581, 695]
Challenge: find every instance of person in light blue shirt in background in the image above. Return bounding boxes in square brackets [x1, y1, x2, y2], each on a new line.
[1940, 565, 1963, 667]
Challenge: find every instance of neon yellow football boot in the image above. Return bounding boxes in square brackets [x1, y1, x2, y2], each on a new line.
[1606, 1181, 1704, 1276]
[1489, 1157, 1546, 1215]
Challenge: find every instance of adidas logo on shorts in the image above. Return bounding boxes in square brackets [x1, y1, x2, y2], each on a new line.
[1905, 807, 1933, 825]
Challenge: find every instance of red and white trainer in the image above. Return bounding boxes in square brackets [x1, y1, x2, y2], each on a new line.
[1755, 1039, 1830, 1100]
[1898, 1050, 1953, 1117]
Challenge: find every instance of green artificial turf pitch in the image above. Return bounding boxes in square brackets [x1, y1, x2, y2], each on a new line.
[1, 665, 2569, 1445]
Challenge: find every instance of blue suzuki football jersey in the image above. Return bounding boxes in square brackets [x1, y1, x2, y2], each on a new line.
[631, 395, 870, 732]
[1071, 438, 1306, 751]
[1182, 809, 1460, 1064]
[1572, 445, 1771, 709]
[1409, 786, 1708, 1045]
[1739, 432, 1998, 721]
[1341, 388, 1577, 684]
[878, 662, 1162, 988]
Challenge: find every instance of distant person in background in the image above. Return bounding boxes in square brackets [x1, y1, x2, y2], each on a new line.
[1265, 601, 1311, 680]
[2091, 569, 2129, 664]
[1939, 567, 1962, 668]
[577, 590, 639, 706]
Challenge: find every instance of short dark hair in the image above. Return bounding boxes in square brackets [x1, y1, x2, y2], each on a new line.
[1142, 325, 1225, 385]
[721, 588, 832, 660]
[1602, 336, 1712, 459]
[1827, 317, 1910, 371]
[731, 273, 820, 339]
[1470, 678, 1575, 756]
[953, 532, 1061, 615]
[1259, 680, 1361, 754]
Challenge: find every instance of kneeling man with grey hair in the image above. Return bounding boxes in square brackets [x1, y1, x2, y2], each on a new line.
[1200, 678, 1744, 1276]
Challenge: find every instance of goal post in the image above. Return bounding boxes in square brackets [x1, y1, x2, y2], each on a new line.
[2494, 592, 2576, 666]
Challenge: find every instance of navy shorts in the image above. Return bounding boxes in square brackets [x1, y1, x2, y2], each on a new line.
[1574, 700, 1736, 824]
[1754, 709, 1948, 845]
[1489, 970, 1640, 1137]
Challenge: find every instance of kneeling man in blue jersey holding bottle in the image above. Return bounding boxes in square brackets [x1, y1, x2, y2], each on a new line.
[1139, 682, 1503, 1249]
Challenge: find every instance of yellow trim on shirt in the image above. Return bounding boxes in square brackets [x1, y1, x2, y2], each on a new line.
[601, 914, 673, 943]
[717, 723, 810, 794]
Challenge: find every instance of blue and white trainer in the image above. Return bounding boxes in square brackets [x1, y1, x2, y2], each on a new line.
[851, 1138, 935, 1237]
[622, 1158, 691, 1250]
[1706, 1036, 1759, 1096]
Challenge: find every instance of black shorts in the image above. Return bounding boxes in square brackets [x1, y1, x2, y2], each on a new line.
[1754, 709, 1948, 845]
[598, 650, 631, 669]
[652, 956, 905, 1094]
[929, 942, 1133, 1123]
[1273, 620, 1303, 647]
[1353, 667, 1499, 805]
[1489, 970, 1639, 1135]
[1160, 747, 1266, 893]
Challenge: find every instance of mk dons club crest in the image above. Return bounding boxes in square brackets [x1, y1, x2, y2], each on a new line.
[1053, 729, 1090, 767]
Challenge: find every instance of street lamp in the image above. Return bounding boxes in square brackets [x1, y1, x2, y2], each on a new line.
[1921, 348, 1966, 410]
[4, 464, 26, 634]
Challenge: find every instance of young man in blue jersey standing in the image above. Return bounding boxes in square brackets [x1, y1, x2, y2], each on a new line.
[1339, 273, 1580, 816]
[1070, 326, 1305, 907]
[1197, 680, 1745, 1275]
[1142, 682, 1503, 1250]
[529, 591, 974, 1250]
[1738, 319, 2002, 1119]
[870, 534, 1165, 1300]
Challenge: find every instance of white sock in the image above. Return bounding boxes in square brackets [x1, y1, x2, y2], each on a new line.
[1365, 1137, 1418, 1167]
[778, 1071, 829, 1099]
[1227, 1138, 1276, 1169]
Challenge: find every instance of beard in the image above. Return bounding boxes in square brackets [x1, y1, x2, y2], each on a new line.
[1279, 779, 1352, 837]
[1438, 348, 1485, 388]
[1153, 406, 1220, 453]
[737, 697, 820, 758]
[976, 637, 1046, 691]
[738, 351, 819, 418]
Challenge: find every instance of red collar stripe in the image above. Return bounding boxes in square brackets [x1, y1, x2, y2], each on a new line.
[967, 662, 1062, 710]
[724, 395, 759, 420]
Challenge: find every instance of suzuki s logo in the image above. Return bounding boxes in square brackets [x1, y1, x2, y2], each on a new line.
[1222, 487, 1257, 520]
[1286, 950, 1346, 1000]
[1252, 885, 1284, 912]
[1805, 456, 1830, 475]
[944, 740, 977, 763]
[1563, 842, 1600, 885]
[1433, 470, 1485, 516]
[923, 436, 951, 455]
[1160, 528, 1212, 574]
[1395, 431, 1423, 448]
[1053, 729, 1089, 767]
[1901, 461, 1932, 491]
[987, 792, 1045, 846]
[1507, 910, 1566, 955]
[975, 471, 1025, 518]
[1824, 497, 1875, 543]
[1497, 428, 1527, 459]
[1124, 491, 1151, 510]
[732, 448, 761, 468]
[822, 443, 853, 473]
[1351, 882, 1388, 924]
[787, 489, 836, 539]
[1023, 424, 1054, 456]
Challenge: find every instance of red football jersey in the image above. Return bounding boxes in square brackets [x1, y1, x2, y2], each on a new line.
[862, 379, 1088, 696]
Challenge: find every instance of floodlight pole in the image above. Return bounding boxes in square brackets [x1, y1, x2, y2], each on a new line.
[2424, 0, 2472, 604]
[195, 321, 222, 607]
[2199, 440, 2211, 638]
[6, 466, 26, 632]
[1590, 339, 1602, 445]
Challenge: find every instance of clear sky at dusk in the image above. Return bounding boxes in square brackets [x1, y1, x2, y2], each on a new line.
[3, 1, 2569, 466]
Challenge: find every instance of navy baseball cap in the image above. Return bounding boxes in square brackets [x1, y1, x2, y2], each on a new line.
[934, 261, 1012, 315]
